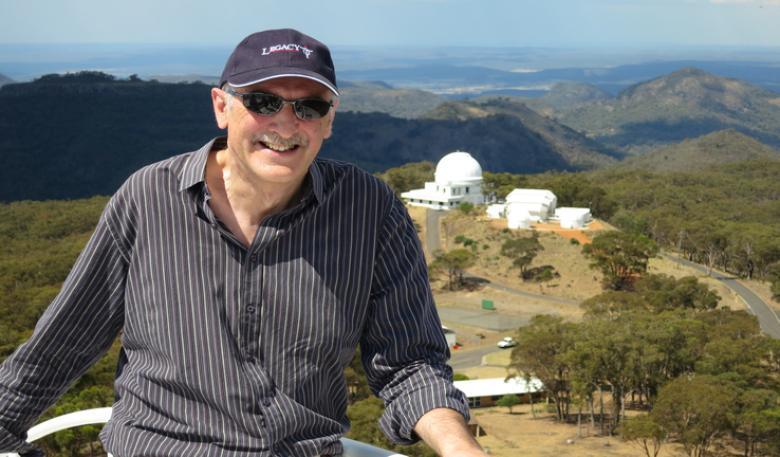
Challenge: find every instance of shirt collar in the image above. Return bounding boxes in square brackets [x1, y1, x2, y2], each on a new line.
[177, 136, 324, 204]
[178, 137, 220, 192]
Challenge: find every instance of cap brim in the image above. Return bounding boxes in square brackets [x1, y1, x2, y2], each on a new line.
[226, 69, 339, 96]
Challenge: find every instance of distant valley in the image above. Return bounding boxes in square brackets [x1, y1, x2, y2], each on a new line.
[338, 59, 780, 97]
[342, 67, 780, 156]
[0, 72, 612, 201]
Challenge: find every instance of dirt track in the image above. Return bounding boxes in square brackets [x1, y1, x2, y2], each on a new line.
[488, 218, 613, 245]
[472, 405, 687, 457]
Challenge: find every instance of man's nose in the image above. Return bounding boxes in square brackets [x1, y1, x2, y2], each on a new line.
[267, 104, 300, 136]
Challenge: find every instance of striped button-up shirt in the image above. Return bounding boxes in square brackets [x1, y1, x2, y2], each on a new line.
[0, 138, 469, 457]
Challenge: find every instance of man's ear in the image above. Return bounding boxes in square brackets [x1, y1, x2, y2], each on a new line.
[323, 98, 339, 139]
[211, 88, 229, 129]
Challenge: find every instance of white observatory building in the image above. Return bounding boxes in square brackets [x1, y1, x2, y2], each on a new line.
[401, 151, 484, 210]
[487, 189, 592, 230]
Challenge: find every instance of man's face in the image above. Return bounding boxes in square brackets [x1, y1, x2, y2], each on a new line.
[211, 77, 337, 187]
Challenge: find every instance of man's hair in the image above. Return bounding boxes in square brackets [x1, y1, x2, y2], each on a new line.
[221, 83, 234, 111]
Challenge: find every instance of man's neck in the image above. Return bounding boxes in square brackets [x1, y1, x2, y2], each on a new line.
[205, 148, 306, 247]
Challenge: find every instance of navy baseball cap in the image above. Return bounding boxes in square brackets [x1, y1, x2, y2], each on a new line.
[219, 29, 338, 96]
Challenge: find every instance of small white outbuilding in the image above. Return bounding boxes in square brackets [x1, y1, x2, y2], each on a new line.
[453, 377, 544, 408]
[486, 203, 506, 219]
[442, 326, 457, 347]
[505, 189, 557, 222]
[555, 207, 592, 229]
[506, 207, 532, 229]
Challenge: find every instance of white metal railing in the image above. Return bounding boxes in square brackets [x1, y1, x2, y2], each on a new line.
[1, 408, 407, 457]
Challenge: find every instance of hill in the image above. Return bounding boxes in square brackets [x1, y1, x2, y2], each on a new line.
[423, 98, 622, 169]
[0, 72, 613, 201]
[557, 67, 780, 154]
[338, 81, 444, 118]
[0, 72, 222, 201]
[523, 81, 613, 115]
[324, 111, 577, 173]
[148, 74, 219, 85]
[0, 73, 12, 87]
[615, 129, 780, 172]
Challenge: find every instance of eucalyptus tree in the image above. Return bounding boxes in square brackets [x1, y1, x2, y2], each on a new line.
[567, 317, 641, 431]
[732, 389, 780, 457]
[428, 248, 476, 290]
[582, 230, 659, 290]
[652, 375, 738, 457]
[500, 232, 544, 279]
[510, 314, 576, 421]
[621, 414, 667, 457]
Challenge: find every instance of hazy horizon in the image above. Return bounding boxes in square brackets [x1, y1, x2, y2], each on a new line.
[3, 42, 780, 82]
[3, 0, 780, 48]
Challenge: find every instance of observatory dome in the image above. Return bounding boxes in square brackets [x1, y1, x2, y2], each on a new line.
[434, 151, 483, 185]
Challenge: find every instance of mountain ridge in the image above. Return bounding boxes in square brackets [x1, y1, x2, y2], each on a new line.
[0, 72, 603, 201]
[423, 97, 623, 169]
[613, 129, 780, 172]
[557, 67, 780, 154]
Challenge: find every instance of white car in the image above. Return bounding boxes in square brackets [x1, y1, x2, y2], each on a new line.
[497, 337, 517, 349]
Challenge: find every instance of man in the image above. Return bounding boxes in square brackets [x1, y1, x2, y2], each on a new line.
[0, 29, 487, 457]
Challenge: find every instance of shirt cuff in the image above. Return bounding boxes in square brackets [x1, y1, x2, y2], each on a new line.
[0, 423, 39, 455]
[378, 367, 470, 444]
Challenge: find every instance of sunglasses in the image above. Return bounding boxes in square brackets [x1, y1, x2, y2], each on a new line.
[224, 87, 333, 120]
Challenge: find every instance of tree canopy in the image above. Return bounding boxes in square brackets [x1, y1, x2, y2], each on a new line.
[582, 231, 659, 290]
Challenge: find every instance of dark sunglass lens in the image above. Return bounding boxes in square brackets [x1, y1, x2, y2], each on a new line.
[245, 93, 284, 115]
[294, 100, 331, 120]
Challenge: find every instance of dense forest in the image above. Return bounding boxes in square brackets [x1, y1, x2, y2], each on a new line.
[511, 294, 780, 457]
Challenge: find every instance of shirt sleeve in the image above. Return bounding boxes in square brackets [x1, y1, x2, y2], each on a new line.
[361, 195, 470, 445]
[0, 198, 128, 453]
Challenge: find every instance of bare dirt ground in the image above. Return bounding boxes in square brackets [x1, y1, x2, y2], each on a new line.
[472, 405, 688, 457]
[406, 205, 746, 317]
[437, 212, 607, 302]
[406, 205, 429, 255]
[435, 287, 583, 320]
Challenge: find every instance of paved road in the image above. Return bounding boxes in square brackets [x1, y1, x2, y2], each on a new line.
[464, 273, 580, 306]
[438, 306, 534, 331]
[450, 346, 510, 371]
[425, 209, 444, 255]
[450, 346, 506, 371]
[664, 254, 780, 339]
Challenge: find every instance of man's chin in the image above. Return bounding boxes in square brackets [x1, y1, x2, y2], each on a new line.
[251, 165, 307, 186]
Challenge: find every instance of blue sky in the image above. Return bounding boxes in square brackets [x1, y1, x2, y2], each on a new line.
[2, 0, 780, 48]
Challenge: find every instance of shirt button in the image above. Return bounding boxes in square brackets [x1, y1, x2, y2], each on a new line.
[263, 397, 272, 407]
[246, 304, 256, 313]
[249, 254, 259, 262]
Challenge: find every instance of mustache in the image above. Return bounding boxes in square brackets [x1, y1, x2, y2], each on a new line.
[254, 132, 308, 148]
